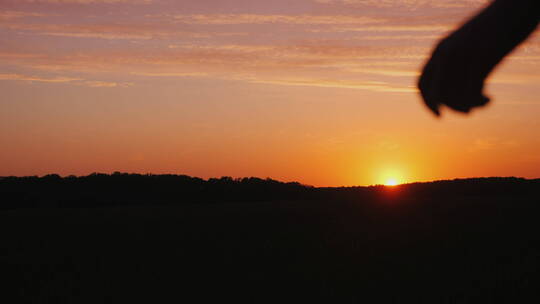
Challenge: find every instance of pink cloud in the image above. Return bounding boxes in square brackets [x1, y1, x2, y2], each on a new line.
[0, 11, 47, 20]
[315, 0, 488, 9]
[0, 73, 132, 87]
[246, 77, 417, 92]
[173, 14, 385, 25]
[0, 73, 81, 83]
[14, 0, 152, 4]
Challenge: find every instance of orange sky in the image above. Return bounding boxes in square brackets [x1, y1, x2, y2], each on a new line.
[1, 0, 539, 186]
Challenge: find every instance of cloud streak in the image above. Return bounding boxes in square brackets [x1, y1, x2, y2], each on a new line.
[0, 73, 132, 87]
[83, 80, 133, 87]
[173, 14, 385, 25]
[131, 72, 208, 77]
[0, 73, 81, 83]
[0, 11, 47, 21]
[14, 0, 152, 4]
[310, 24, 453, 33]
[247, 77, 417, 92]
[1, 23, 202, 40]
[314, 0, 488, 9]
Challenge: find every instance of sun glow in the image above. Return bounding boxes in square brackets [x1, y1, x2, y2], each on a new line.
[376, 166, 406, 186]
[385, 178, 399, 186]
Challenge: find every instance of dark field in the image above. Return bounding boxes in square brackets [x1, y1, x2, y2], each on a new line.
[2, 175, 540, 303]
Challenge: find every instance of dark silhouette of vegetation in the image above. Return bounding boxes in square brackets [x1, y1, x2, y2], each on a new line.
[0, 172, 313, 209]
[1, 173, 538, 210]
[2, 174, 540, 302]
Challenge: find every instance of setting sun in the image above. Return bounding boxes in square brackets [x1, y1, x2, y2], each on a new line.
[385, 179, 399, 186]
[376, 165, 406, 187]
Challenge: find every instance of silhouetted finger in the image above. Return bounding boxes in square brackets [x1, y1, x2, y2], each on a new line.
[418, 57, 442, 116]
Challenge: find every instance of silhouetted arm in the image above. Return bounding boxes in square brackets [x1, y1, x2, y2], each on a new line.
[418, 0, 539, 116]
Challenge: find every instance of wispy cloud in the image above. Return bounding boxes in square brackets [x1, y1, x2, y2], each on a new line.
[3, 23, 181, 40]
[355, 34, 440, 41]
[15, 0, 152, 4]
[0, 39, 435, 94]
[310, 24, 453, 33]
[347, 67, 420, 77]
[83, 80, 133, 87]
[1, 42, 405, 72]
[1, 22, 245, 40]
[0, 11, 46, 21]
[168, 44, 276, 52]
[0, 52, 43, 59]
[131, 72, 208, 77]
[0, 73, 81, 83]
[246, 77, 417, 92]
[0, 73, 132, 87]
[314, 0, 488, 9]
[488, 72, 540, 85]
[173, 14, 385, 25]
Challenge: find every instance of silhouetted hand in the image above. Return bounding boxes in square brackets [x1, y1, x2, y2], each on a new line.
[418, 0, 539, 117]
[419, 33, 490, 116]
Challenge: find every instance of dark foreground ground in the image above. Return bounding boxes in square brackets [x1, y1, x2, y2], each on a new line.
[1, 175, 539, 303]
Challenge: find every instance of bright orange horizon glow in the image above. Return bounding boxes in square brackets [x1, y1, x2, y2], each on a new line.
[385, 179, 399, 186]
[1, 1, 539, 187]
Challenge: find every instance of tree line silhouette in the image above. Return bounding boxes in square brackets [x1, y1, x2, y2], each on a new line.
[1, 172, 538, 209]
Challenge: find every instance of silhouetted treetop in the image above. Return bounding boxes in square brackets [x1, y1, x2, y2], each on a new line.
[1, 174, 538, 209]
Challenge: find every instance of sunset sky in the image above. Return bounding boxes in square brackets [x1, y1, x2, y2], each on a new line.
[1, 0, 539, 186]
